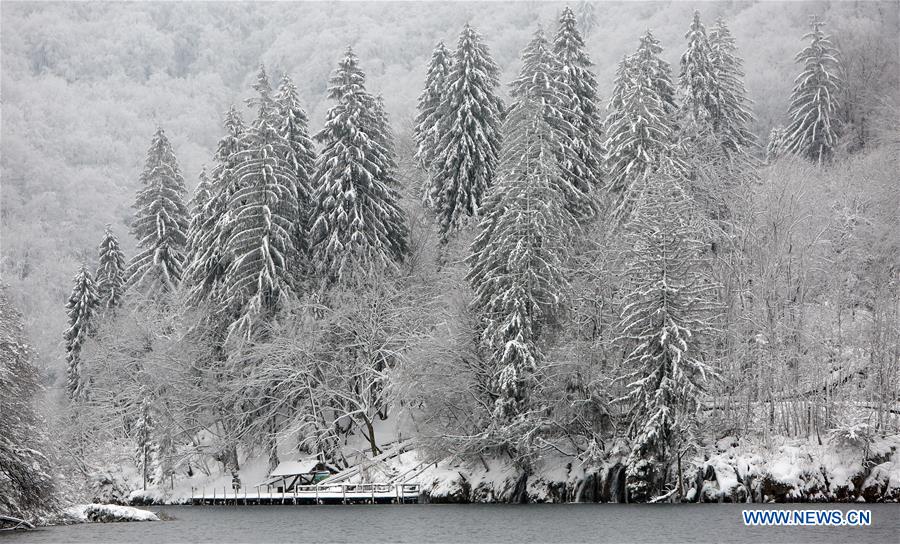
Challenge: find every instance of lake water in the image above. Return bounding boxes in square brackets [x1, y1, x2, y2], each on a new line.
[3, 504, 898, 543]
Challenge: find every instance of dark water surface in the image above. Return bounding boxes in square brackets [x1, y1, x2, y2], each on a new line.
[2, 503, 898, 543]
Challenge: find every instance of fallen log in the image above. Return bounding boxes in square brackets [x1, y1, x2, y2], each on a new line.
[0, 514, 35, 531]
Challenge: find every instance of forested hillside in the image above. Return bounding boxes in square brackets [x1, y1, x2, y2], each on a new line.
[3, 1, 897, 379]
[1, 1, 898, 511]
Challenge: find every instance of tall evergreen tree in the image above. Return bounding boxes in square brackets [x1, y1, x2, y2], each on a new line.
[679, 11, 718, 128]
[95, 225, 127, 309]
[310, 48, 408, 285]
[275, 74, 316, 253]
[223, 67, 302, 340]
[604, 31, 680, 218]
[783, 16, 842, 164]
[616, 171, 717, 501]
[429, 24, 505, 238]
[707, 17, 756, 157]
[512, 28, 595, 217]
[553, 7, 605, 198]
[126, 127, 190, 298]
[414, 41, 453, 174]
[468, 101, 573, 420]
[64, 264, 99, 400]
[185, 166, 213, 265]
[370, 93, 399, 182]
[184, 107, 246, 306]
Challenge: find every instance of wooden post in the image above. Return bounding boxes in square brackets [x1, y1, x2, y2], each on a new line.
[371, 484, 375, 504]
[315, 484, 320, 505]
[342, 483, 347, 505]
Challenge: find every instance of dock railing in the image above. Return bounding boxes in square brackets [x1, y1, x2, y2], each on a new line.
[190, 482, 420, 505]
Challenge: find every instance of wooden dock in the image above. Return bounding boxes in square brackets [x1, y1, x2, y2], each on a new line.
[190, 483, 420, 505]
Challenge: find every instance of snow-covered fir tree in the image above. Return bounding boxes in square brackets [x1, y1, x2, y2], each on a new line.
[184, 107, 246, 306]
[467, 101, 573, 420]
[679, 11, 718, 129]
[511, 27, 595, 217]
[185, 166, 213, 268]
[707, 17, 756, 158]
[766, 126, 787, 163]
[604, 31, 680, 219]
[616, 171, 718, 501]
[309, 48, 408, 285]
[223, 66, 302, 340]
[126, 127, 190, 298]
[553, 7, 605, 204]
[64, 264, 99, 400]
[414, 41, 453, 176]
[275, 74, 316, 252]
[134, 392, 160, 490]
[370, 93, 399, 180]
[783, 16, 841, 164]
[429, 24, 505, 238]
[95, 225, 126, 310]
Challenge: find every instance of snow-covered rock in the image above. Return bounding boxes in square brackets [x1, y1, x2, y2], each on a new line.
[63, 504, 159, 523]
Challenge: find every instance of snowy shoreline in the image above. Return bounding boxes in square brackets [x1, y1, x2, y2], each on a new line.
[116, 435, 900, 506]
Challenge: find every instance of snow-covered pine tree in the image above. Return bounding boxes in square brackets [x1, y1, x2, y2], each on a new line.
[275, 74, 316, 253]
[467, 101, 573, 420]
[429, 24, 505, 238]
[783, 16, 842, 164]
[185, 165, 213, 269]
[370, 93, 399, 181]
[95, 225, 127, 310]
[134, 392, 160, 490]
[554, 6, 605, 195]
[615, 170, 718, 501]
[223, 66, 302, 340]
[64, 264, 99, 400]
[414, 41, 453, 176]
[604, 31, 681, 219]
[512, 27, 594, 217]
[126, 127, 190, 298]
[679, 11, 718, 129]
[184, 107, 246, 306]
[766, 126, 787, 163]
[707, 17, 756, 158]
[309, 48, 408, 285]
[677, 11, 756, 221]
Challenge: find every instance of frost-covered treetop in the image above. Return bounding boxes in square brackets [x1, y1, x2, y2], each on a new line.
[554, 6, 591, 67]
[783, 15, 842, 163]
[429, 23, 505, 237]
[414, 41, 453, 173]
[216, 105, 246, 164]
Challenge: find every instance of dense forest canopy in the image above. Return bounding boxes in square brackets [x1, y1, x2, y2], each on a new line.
[2, 1, 897, 380]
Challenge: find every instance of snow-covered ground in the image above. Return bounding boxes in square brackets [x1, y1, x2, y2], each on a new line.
[98, 411, 900, 505]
